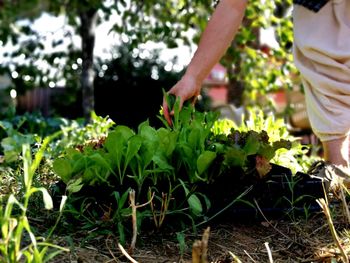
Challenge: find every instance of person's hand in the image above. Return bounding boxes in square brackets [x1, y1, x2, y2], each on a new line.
[162, 75, 202, 125]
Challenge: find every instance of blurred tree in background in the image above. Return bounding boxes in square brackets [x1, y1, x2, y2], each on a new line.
[0, 0, 296, 123]
[94, 44, 182, 129]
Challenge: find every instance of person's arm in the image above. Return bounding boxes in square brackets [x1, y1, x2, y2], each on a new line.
[163, 0, 248, 124]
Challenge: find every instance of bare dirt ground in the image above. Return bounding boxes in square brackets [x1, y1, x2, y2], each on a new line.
[52, 206, 350, 263]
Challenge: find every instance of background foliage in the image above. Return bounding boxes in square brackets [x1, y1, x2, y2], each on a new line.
[0, 0, 296, 122]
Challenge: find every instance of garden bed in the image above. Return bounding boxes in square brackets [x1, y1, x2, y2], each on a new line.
[46, 163, 344, 263]
[49, 207, 349, 263]
[1, 111, 348, 263]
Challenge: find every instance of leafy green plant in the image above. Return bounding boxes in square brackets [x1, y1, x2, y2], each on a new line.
[53, 121, 176, 191]
[212, 107, 309, 175]
[104, 125, 142, 185]
[51, 111, 115, 157]
[0, 133, 68, 263]
[179, 179, 211, 218]
[0, 112, 115, 165]
[210, 129, 291, 178]
[0, 120, 35, 163]
[0, 112, 61, 144]
[53, 146, 115, 187]
[110, 189, 132, 246]
[277, 174, 317, 222]
[176, 231, 187, 259]
[52, 103, 306, 239]
[53, 105, 216, 236]
[161, 94, 220, 183]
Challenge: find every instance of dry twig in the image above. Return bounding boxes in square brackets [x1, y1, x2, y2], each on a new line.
[316, 198, 349, 263]
[244, 250, 258, 262]
[192, 240, 202, 263]
[149, 190, 170, 229]
[264, 242, 274, 263]
[229, 251, 243, 263]
[192, 227, 210, 263]
[339, 186, 350, 225]
[129, 189, 154, 255]
[254, 200, 297, 243]
[118, 243, 138, 263]
[105, 235, 119, 263]
[129, 189, 137, 255]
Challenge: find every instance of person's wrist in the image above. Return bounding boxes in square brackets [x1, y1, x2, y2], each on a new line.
[182, 71, 203, 87]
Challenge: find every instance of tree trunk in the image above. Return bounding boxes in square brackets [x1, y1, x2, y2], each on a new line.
[227, 76, 244, 107]
[79, 8, 98, 122]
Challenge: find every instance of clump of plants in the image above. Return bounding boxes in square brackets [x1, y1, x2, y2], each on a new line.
[50, 97, 298, 244]
[0, 112, 115, 196]
[212, 107, 310, 174]
[0, 133, 68, 263]
[0, 112, 117, 261]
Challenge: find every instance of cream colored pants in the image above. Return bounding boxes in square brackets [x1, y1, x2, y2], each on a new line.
[293, 0, 350, 142]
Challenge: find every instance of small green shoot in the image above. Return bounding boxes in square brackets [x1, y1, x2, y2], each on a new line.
[0, 131, 69, 262]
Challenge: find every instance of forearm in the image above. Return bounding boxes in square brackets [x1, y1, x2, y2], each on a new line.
[185, 0, 247, 82]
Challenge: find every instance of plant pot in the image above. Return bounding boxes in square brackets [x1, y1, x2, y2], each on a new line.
[206, 164, 324, 220]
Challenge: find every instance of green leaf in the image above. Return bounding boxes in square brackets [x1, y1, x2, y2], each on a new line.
[22, 216, 37, 247]
[1, 134, 34, 162]
[243, 133, 260, 155]
[0, 120, 14, 132]
[139, 124, 158, 167]
[165, 93, 176, 113]
[197, 151, 216, 176]
[35, 187, 53, 210]
[4, 194, 25, 218]
[140, 139, 157, 168]
[187, 193, 202, 216]
[59, 196, 68, 212]
[30, 130, 63, 176]
[2, 150, 19, 163]
[188, 127, 200, 149]
[118, 222, 126, 246]
[224, 147, 247, 167]
[105, 126, 135, 168]
[157, 128, 178, 157]
[118, 190, 130, 210]
[124, 135, 143, 168]
[114, 125, 135, 141]
[71, 155, 86, 174]
[139, 123, 157, 141]
[152, 154, 173, 171]
[83, 169, 95, 184]
[66, 178, 84, 194]
[53, 159, 73, 183]
[179, 144, 194, 161]
[23, 143, 32, 187]
[258, 144, 275, 160]
[196, 192, 211, 212]
[89, 153, 114, 174]
[173, 95, 181, 129]
[176, 232, 187, 255]
[179, 180, 202, 216]
[41, 248, 66, 263]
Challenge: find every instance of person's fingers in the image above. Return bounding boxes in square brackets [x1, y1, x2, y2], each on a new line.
[162, 79, 200, 126]
[190, 94, 199, 106]
[162, 96, 172, 126]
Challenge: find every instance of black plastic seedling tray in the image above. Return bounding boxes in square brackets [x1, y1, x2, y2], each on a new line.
[206, 164, 326, 220]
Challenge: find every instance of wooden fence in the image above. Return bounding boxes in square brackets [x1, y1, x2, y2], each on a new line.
[16, 87, 65, 116]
